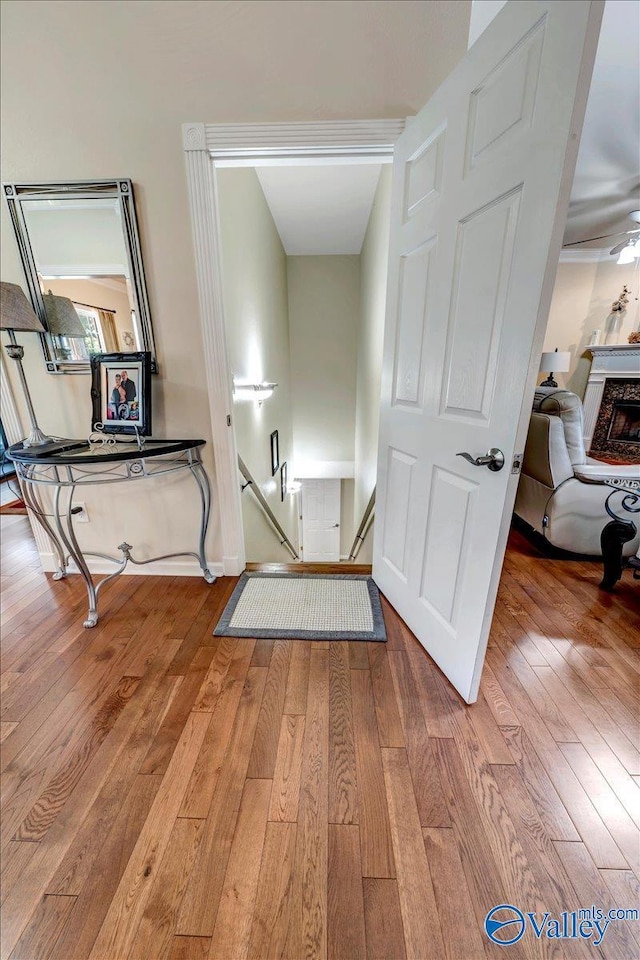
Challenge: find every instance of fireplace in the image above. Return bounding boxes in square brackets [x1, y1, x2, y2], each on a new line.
[583, 346, 640, 463]
[590, 378, 640, 462]
[607, 402, 640, 444]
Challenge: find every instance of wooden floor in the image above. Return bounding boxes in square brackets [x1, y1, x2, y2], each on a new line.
[1, 514, 639, 960]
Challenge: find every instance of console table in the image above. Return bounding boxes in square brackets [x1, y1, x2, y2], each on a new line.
[8, 438, 216, 627]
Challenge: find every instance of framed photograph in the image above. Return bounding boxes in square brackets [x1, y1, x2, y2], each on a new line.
[90, 352, 152, 435]
[270, 430, 279, 476]
[280, 461, 287, 502]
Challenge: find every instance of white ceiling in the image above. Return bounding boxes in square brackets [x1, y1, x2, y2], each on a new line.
[563, 0, 640, 249]
[255, 164, 383, 255]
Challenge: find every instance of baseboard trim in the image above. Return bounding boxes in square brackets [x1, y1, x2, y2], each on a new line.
[222, 555, 245, 576]
[38, 552, 225, 578]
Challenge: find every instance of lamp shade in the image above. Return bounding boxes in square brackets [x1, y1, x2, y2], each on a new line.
[0, 282, 45, 332]
[43, 291, 86, 337]
[539, 350, 571, 373]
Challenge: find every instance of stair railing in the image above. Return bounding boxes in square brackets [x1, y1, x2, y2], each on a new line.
[238, 455, 299, 560]
[349, 487, 375, 561]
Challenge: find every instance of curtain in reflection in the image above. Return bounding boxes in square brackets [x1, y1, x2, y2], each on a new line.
[98, 309, 119, 352]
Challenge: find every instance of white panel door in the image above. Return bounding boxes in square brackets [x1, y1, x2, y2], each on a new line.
[301, 479, 341, 562]
[373, 0, 603, 703]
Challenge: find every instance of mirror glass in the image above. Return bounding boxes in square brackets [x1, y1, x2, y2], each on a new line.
[3, 180, 157, 373]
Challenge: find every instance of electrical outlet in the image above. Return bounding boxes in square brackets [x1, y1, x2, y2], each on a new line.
[74, 502, 89, 522]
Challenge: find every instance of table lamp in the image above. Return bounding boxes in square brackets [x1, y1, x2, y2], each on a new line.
[0, 281, 52, 447]
[539, 348, 571, 388]
[43, 290, 86, 338]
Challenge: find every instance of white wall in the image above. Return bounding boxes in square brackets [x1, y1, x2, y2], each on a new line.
[0, 0, 470, 573]
[287, 256, 361, 466]
[217, 168, 298, 563]
[543, 256, 640, 398]
[353, 167, 393, 563]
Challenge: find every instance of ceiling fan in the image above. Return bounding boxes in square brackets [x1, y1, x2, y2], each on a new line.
[563, 210, 640, 261]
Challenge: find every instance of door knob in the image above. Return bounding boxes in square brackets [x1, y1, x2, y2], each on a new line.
[456, 448, 505, 472]
[333, 523, 340, 528]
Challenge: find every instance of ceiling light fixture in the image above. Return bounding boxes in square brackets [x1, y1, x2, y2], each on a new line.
[617, 240, 637, 265]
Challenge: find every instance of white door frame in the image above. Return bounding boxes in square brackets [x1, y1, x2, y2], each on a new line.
[182, 120, 405, 574]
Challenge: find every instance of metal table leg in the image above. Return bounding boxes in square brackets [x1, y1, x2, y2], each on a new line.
[52, 479, 99, 627]
[190, 457, 216, 583]
[600, 519, 637, 591]
[20, 471, 68, 581]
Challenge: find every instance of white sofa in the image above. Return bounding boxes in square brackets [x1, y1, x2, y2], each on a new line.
[514, 388, 640, 557]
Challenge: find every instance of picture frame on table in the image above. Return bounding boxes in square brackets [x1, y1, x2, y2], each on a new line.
[280, 461, 287, 501]
[270, 430, 280, 476]
[90, 351, 152, 435]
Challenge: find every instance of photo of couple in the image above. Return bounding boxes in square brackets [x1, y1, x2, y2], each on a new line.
[107, 368, 139, 422]
[92, 351, 152, 436]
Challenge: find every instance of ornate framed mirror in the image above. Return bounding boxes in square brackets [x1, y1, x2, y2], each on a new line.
[3, 179, 157, 373]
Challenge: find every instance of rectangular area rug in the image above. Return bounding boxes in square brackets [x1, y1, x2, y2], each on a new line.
[214, 572, 386, 641]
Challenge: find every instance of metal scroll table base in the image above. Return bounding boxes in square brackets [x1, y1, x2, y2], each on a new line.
[16, 448, 216, 627]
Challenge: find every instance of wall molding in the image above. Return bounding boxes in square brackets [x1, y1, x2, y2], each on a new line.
[182, 120, 404, 572]
[183, 124, 245, 576]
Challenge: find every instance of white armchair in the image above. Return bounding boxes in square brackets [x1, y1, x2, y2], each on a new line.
[514, 388, 640, 556]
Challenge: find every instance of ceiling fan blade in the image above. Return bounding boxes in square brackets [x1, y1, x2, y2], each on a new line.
[610, 237, 640, 255]
[564, 228, 640, 248]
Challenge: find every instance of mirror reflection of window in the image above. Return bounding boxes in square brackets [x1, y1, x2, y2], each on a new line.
[50, 304, 104, 362]
[41, 281, 134, 362]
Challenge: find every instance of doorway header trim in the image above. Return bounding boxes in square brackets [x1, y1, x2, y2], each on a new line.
[183, 119, 405, 159]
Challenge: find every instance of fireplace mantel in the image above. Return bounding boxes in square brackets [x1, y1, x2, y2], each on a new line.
[583, 344, 640, 452]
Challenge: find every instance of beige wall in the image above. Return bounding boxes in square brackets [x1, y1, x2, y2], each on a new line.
[287, 256, 361, 466]
[543, 257, 640, 398]
[353, 166, 393, 563]
[0, 0, 470, 572]
[217, 168, 298, 563]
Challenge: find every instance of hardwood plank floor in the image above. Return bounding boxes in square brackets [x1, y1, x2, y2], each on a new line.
[1, 514, 639, 959]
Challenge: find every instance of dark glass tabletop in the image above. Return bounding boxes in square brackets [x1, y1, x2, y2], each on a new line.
[8, 438, 206, 466]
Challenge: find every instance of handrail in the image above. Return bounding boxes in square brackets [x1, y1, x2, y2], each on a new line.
[349, 487, 375, 560]
[238, 455, 299, 560]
